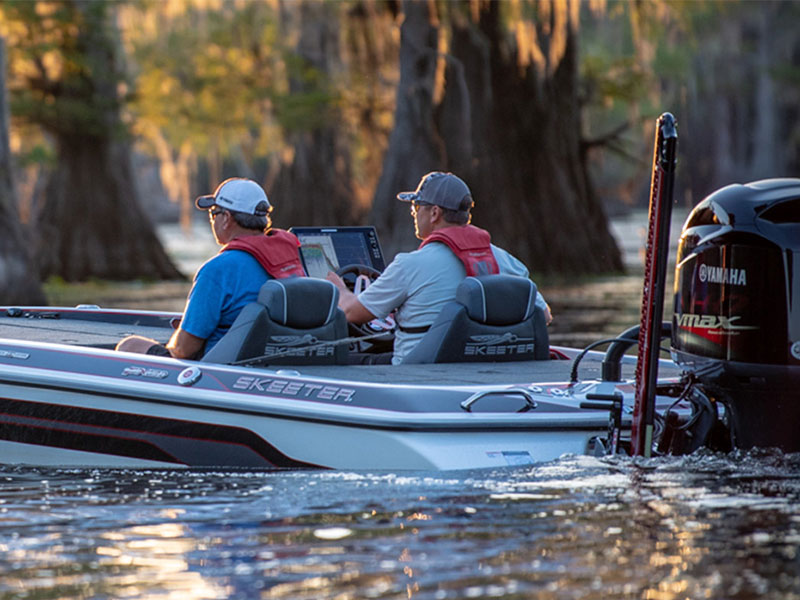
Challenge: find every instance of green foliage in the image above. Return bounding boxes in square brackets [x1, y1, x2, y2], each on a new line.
[16, 142, 56, 168]
[0, 0, 128, 138]
[129, 4, 272, 155]
[2, 0, 795, 218]
[2, 0, 343, 173]
[581, 53, 648, 107]
[127, 1, 338, 162]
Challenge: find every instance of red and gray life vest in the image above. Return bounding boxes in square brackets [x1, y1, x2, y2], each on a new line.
[221, 229, 306, 279]
[419, 224, 499, 276]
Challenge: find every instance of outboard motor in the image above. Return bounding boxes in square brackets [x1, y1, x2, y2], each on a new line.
[671, 178, 800, 452]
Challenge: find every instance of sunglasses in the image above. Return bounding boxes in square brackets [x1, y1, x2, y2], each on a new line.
[208, 207, 226, 219]
[411, 200, 433, 213]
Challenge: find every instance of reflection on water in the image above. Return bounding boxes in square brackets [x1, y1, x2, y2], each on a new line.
[1, 450, 798, 599]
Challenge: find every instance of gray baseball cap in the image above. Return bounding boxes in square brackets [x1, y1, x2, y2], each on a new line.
[397, 172, 473, 210]
[195, 178, 271, 216]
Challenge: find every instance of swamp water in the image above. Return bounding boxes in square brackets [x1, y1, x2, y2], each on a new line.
[1, 451, 799, 599]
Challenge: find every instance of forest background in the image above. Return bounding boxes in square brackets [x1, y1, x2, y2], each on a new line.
[0, 0, 798, 306]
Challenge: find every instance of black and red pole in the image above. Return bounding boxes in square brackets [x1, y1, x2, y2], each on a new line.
[632, 113, 678, 457]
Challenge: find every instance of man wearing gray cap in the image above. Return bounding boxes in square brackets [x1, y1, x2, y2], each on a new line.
[327, 171, 550, 365]
[117, 177, 304, 359]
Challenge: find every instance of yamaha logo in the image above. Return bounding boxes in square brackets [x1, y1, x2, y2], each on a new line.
[698, 264, 747, 286]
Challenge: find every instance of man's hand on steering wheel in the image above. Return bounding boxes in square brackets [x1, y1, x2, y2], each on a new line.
[328, 264, 395, 348]
[334, 263, 382, 291]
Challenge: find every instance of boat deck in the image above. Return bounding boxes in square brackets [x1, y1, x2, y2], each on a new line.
[0, 311, 171, 348]
[0, 308, 683, 386]
[291, 360, 634, 386]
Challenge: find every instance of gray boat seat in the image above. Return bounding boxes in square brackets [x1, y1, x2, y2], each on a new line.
[201, 278, 349, 365]
[401, 274, 549, 364]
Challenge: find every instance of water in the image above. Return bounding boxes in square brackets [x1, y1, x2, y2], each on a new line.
[2, 451, 798, 599]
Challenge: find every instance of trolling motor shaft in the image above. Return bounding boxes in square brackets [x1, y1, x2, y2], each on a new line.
[632, 112, 678, 457]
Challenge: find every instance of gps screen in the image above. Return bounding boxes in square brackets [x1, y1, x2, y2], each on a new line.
[290, 227, 386, 278]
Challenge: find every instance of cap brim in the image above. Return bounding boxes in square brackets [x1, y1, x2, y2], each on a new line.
[396, 191, 418, 202]
[195, 195, 216, 210]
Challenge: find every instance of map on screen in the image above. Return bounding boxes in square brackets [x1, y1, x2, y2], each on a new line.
[290, 227, 386, 279]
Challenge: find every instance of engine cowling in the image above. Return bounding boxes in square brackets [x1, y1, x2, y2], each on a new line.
[671, 178, 800, 451]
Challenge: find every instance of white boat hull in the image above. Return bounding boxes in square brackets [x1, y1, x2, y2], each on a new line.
[0, 307, 684, 470]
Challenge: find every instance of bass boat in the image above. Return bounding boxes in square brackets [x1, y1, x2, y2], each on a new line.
[1, 113, 797, 470]
[0, 304, 681, 470]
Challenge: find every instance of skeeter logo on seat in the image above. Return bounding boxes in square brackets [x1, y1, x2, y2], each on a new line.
[264, 335, 334, 358]
[464, 334, 534, 357]
[233, 376, 355, 402]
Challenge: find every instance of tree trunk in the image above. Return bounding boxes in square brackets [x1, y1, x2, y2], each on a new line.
[268, 1, 358, 230]
[749, 3, 778, 181]
[451, 1, 622, 275]
[680, 2, 794, 197]
[0, 38, 46, 304]
[373, 0, 622, 274]
[370, 0, 445, 257]
[34, 1, 181, 282]
[38, 134, 182, 281]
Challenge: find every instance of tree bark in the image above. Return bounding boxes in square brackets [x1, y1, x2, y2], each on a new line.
[32, 1, 181, 282]
[452, 1, 622, 275]
[373, 0, 622, 274]
[38, 134, 182, 281]
[370, 0, 445, 257]
[679, 2, 795, 198]
[750, 4, 778, 180]
[268, 1, 359, 230]
[0, 38, 46, 304]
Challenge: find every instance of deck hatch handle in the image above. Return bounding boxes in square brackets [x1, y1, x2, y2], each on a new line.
[460, 388, 538, 413]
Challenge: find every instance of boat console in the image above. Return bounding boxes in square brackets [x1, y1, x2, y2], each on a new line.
[290, 226, 395, 351]
[290, 226, 386, 279]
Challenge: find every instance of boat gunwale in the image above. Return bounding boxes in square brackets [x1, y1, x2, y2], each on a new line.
[0, 360, 616, 432]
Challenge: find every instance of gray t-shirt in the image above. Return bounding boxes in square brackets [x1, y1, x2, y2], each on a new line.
[357, 242, 546, 364]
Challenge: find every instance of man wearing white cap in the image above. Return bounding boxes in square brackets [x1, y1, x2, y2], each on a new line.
[327, 171, 551, 365]
[117, 177, 304, 359]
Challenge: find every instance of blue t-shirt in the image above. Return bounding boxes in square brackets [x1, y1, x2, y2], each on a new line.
[180, 250, 271, 354]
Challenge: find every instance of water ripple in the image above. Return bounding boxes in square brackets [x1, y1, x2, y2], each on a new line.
[1, 451, 798, 599]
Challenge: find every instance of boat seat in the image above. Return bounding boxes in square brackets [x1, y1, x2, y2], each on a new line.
[401, 274, 550, 364]
[201, 278, 349, 366]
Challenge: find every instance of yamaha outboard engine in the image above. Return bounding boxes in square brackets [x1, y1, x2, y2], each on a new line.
[672, 178, 800, 451]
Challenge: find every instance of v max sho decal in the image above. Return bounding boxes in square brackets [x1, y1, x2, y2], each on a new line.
[676, 313, 758, 333]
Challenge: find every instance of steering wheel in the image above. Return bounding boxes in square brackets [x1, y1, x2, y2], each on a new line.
[335, 263, 395, 352]
[335, 263, 382, 291]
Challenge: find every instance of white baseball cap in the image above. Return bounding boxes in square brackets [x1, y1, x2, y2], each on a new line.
[195, 178, 271, 215]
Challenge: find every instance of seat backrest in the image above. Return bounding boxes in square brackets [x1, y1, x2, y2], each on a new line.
[201, 278, 349, 365]
[401, 274, 549, 364]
